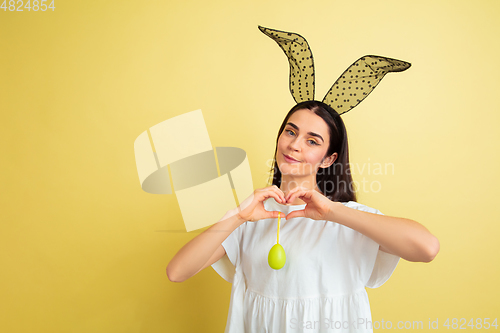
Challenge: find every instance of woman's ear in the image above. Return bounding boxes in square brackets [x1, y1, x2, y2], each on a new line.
[320, 152, 338, 168]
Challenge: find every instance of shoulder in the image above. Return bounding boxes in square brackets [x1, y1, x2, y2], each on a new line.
[341, 201, 383, 215]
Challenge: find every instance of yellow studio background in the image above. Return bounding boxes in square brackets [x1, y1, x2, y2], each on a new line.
[1, 0, 499, 332]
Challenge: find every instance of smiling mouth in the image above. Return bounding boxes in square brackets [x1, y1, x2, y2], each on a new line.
[283, 154, 300, 163]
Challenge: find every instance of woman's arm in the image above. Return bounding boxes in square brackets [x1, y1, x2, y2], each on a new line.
[284, 188, 440, 263]
[167, 186, 286, 282]
[166, 208, 245, 283]
[326, 202, 440, 262]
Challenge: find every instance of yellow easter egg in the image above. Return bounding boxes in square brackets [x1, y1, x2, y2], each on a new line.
[268, 243, 286, 270]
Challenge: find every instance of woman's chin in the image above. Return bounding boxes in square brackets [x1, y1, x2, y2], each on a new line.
[277, 165, 299, 176]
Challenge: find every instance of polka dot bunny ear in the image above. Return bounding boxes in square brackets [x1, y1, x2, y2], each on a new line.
[259, 26, 411, 115]
[259, 26, 315, 103]
[322, 55, 411, 115]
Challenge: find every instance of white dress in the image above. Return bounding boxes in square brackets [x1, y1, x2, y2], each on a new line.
[211, 197, 400, 333]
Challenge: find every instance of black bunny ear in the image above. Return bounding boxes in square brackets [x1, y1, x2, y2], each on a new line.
[259, 26, 315, 103]
[322, 55, 411, 115]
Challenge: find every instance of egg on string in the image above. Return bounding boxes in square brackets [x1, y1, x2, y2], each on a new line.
[268, 212, 286, 270]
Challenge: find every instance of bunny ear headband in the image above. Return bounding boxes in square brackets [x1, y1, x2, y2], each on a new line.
[259, 26, 411, 115]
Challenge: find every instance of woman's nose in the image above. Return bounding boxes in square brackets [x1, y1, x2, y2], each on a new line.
[288, 138, 301, 151]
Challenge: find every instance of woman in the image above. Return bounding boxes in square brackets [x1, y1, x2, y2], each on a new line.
[167, 100, 440, 333]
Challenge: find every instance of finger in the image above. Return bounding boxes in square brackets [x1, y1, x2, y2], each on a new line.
[286, 185, 305, 195]
[268, 210, 283, 219]
[286, 189, 310, 204]
[270, 186, 286, 203]
[284, 187, 301, 202]
[263, 191, 284, 204]
[286, 210, 305, 220]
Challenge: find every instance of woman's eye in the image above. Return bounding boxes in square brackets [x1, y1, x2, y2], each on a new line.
[308, 140, 319, 145]
[286, 130, 295, 136]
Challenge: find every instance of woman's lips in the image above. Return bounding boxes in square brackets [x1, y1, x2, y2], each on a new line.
[283, 154, 300, 163]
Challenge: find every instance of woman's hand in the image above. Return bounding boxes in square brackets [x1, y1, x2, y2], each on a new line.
[284, 187, 335, 221]
[237, 185, 286, 222]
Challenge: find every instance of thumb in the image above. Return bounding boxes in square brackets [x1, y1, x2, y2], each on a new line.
[270, 211, 284, 219]
[286, 210, 305, 220]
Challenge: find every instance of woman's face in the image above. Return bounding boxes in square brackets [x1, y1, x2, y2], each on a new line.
[276, 109, 336, 180]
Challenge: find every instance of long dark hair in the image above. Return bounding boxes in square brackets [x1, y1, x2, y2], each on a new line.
[268, 100, 357, 202]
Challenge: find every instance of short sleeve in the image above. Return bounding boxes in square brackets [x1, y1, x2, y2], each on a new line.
[365, 209, 400, 288]
[366, 248, 400, 288]
[211, 222, 246, 283]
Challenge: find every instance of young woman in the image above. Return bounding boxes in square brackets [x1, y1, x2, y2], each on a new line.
[167, 100, 440, 332]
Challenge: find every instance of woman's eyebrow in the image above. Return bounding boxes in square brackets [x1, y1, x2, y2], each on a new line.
[286, 122, 324, 142]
